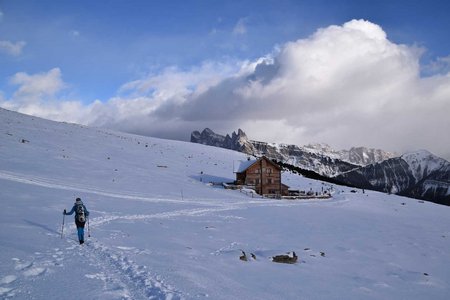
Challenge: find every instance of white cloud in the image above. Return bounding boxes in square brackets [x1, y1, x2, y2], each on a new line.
[1, 20, 450, 160]
[0, 68, 88, 123]
[10, 68, 66, 101]
[233, 18, 248, 35]
[0, 40, 26, 56]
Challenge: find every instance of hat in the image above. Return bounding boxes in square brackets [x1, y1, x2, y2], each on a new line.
[75, 197, 81, 202]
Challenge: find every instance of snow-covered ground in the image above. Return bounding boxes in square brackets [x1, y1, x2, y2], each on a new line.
[1, 108, 449, 300]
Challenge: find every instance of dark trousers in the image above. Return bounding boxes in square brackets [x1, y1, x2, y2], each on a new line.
[75, 219, 85, 228]
[75, 219, 86, 241]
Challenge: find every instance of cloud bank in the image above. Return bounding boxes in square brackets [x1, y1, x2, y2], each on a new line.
[0, 40, 26, 56]
[1, 20, 450, 159]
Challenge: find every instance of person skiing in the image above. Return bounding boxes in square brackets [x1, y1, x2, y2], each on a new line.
[63, 197, 90, 244]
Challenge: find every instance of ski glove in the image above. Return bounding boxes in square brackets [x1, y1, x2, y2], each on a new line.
[63, 209, 66, 215]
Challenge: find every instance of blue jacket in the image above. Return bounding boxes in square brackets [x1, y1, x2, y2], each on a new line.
[65, 201, 90, 219]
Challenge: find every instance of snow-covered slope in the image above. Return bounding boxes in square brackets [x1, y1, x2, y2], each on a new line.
[1, 108, 450, 300]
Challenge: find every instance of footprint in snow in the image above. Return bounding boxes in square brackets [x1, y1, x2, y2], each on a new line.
[23, 267, 46, 277]
[0, 275, 17, 298]
[116, 246, 135, 251]
[0, 287, 15, 298]
[13, 259, 32, 271]
[12, 257, 48, 280]
[0, 275, 17, 284]
[85, 272, 108, 281]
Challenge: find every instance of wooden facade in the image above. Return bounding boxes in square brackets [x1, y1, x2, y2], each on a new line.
[236, 156, 289, 196]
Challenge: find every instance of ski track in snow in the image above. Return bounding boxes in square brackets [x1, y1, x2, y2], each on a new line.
[0, 170, 227, 206]
[80, 239, 183, 300]
[0, 169, 341, 209]
[90, 206, 241, 227]
[1, 238, 182, 299]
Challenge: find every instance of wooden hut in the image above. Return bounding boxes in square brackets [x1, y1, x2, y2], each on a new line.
[235, 156, 289, 196]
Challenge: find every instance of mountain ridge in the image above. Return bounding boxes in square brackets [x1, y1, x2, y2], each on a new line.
[191, 128, 397, 176]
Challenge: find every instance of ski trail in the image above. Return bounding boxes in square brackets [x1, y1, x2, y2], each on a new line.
[66, 206, 246, 298]
[0, 170, 225, 206]
[0, 170, 342, 210]
[1, 234, 183, 299]
[80, 239, 183, 300]
[90, 205, 241, 227]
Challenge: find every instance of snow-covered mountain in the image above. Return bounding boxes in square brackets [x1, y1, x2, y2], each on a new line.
[191, 128, 397, 176]
[303, 143, 398, 166]
[2, 108, 450, 300]
[335, 150, 450, 206]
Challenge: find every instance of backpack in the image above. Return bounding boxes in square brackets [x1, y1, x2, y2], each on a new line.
[76, 203, 86, 223]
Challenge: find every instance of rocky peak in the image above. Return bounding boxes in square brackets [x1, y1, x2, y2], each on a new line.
[401, 150, 449, 181]
[191, 128, 255, 153]
[190, 128, 227, 147]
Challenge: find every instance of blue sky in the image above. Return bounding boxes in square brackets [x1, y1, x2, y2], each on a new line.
[1, 0, 450, 159]
[2, 0, 450, 100]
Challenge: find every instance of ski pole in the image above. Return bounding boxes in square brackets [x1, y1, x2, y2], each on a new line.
[61, 212, 65, 239]
[87, 216, 91, 237]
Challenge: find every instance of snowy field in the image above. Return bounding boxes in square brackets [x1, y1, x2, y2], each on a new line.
[1, 108, 450, 300]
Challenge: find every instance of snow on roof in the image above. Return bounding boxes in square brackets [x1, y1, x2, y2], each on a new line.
[234, 156, 282, 173]
[235, 159, 257, 173]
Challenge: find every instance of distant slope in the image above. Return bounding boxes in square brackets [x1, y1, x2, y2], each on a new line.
[0, 108, 249, 201]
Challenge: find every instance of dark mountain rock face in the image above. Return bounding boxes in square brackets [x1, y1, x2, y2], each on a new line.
[335, 159, 416, 194]
[191, 128, 252, 153]
[335, 151, 450, 206]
